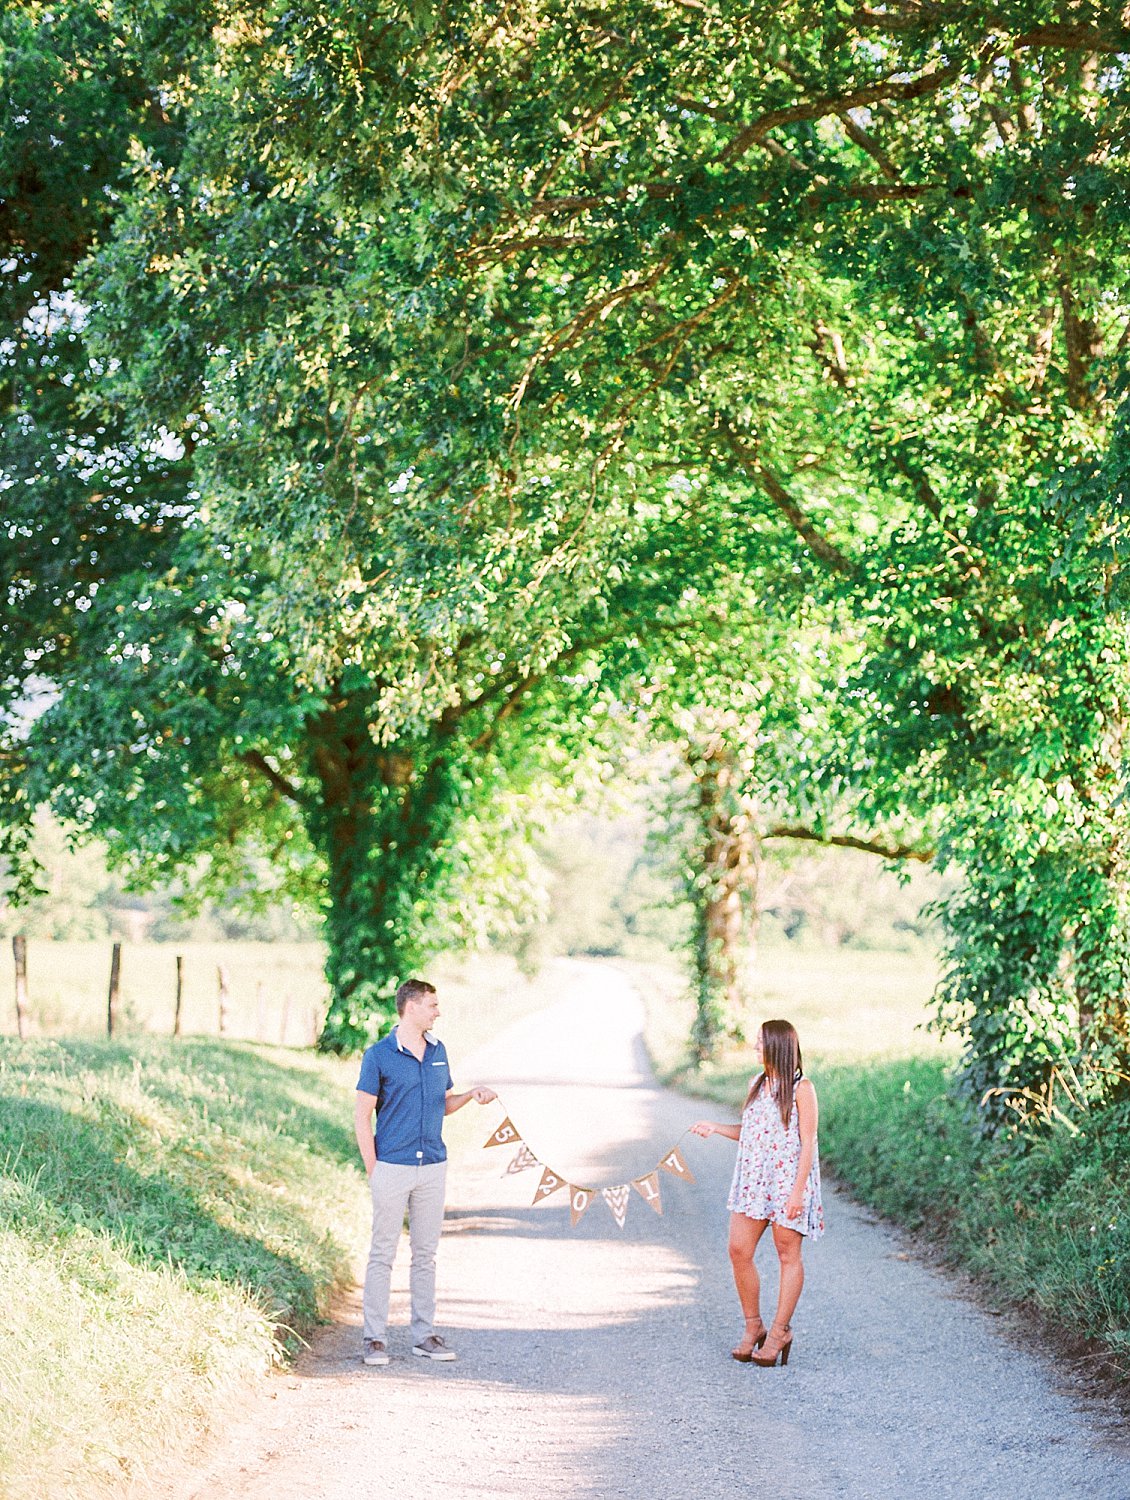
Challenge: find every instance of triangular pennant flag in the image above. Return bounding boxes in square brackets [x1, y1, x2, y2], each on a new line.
[602, 1184, 631, 1230]
[569, 1187, 594, 1227]
[657, 1144, 695, 1184]
[532, 1166, 566, 1205]
[505, 1144, 540, 1175]
[631, 1171, 664, 1215]
[483, 1117, 522, 1149]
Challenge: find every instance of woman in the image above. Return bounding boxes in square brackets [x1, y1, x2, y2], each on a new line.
[691, 1018, 824, 1366]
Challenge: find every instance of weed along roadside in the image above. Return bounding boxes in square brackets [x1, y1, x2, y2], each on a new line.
[0, 1036, 365, 1498]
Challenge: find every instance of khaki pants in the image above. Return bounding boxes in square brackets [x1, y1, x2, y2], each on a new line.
[362, 1160, 447, 1345]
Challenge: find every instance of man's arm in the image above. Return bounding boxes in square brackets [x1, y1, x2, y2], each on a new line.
[444, 1085, 497, 1115]
[354, 1090, 379, 1175]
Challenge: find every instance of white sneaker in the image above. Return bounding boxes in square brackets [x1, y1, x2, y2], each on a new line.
[362, 1339, 389, 1366]
[412, 1335, 456, 1361]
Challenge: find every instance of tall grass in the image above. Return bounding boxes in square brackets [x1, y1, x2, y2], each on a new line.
[0, 952, 559, 1500]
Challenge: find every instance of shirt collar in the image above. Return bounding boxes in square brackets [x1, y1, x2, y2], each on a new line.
[393, 1026, 436, 1052]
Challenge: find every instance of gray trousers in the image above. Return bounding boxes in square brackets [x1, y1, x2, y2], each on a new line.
[362, 1160, 447, 1344]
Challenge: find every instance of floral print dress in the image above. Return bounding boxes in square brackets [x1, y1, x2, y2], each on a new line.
[726, 1072, 825, 1239]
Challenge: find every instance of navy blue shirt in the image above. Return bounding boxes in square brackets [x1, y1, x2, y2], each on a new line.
[356, 1029, 454, 1165]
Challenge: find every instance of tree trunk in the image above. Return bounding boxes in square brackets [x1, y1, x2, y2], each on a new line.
[307, 697, 463, 1054]
[686, 733, 760, 1062]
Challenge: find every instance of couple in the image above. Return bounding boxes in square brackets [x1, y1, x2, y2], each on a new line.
[354, 981, 822, 1367]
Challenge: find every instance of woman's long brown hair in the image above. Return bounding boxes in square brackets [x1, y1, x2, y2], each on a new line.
[745, 1019, 803, 1127]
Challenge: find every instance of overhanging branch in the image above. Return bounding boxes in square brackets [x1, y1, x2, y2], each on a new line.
[765, 824, 933, 862]
[241, 750, 305, 804]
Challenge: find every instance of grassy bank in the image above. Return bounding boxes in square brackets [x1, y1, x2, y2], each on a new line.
[0, 1037, 361, 1500]
[636, 943, 1130, 1382]
[0, 953, 561, 1500]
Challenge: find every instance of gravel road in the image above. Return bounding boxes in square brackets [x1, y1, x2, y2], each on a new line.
[152, 960, 1130, 1500]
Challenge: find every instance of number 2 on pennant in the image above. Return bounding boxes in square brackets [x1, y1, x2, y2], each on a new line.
[533, 1167, 564, 1204]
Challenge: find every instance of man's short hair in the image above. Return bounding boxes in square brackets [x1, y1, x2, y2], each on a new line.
[395, 978, 437, 1016]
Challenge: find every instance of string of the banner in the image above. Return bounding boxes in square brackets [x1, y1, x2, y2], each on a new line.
[482, 1108, 697, 1230]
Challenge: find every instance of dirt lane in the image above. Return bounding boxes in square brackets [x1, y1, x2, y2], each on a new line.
[149, 960, 1130, 1500]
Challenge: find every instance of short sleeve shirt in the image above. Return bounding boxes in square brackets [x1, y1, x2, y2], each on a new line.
[356, 1029, 454, 1165]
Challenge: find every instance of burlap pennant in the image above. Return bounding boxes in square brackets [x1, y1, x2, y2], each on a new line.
[657, 1144, 695, 1184]
[631, 1171, 664, 1215]
[602, 1184, 631, 1230]
[483, 1117, 522, 1149]
[505, 1144, 540, 1175]
[569, 1187, 594, 1226]
[532, 1166, 566, 1205]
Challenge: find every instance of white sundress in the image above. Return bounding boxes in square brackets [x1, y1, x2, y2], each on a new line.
[726, 1073, 825, 1239]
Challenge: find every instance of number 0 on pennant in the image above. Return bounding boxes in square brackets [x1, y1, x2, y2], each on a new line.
[569, 1187, 593, 1226]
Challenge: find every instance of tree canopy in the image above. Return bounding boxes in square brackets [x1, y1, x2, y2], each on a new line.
[5, 2, 1130, 1103]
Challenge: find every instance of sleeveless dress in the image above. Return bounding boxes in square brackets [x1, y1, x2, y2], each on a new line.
[726, 1072, 825, 1239]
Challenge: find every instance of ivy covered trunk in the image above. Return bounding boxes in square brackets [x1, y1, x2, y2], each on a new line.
[686, 735, 759, 1062]
[305, 697, 463, 1054]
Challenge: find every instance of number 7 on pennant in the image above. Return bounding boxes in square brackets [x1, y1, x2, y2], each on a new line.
[657, 1145, 695, 1183]
[483, 1117, 521, 1149]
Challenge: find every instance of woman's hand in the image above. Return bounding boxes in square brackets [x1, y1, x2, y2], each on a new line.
[785, 1191, 805, 1221]
[689, 1120, 716, 1138]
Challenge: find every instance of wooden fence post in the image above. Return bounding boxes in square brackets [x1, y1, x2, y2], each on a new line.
[174, 955, 184, 1037]
[12, 933, 28, 1041]
[279, 990, 291, 1046]
[107, 942, 122, 1038]
[217, 965, 230, 1037]
[255, 980, 265, 1041]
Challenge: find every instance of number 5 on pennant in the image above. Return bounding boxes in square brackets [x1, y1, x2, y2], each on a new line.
[483, 1117, 520, 1149]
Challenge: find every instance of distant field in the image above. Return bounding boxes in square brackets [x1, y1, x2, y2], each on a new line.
[0, 939, 578, 1054]
[633, 941, 951, 1082]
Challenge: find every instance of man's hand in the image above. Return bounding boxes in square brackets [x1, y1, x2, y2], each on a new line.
[470, 1086, 497, 1104]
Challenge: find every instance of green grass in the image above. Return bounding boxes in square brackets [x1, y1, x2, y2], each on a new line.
[635, 941, 1130, 1382]
[0, 951, 556, 1500]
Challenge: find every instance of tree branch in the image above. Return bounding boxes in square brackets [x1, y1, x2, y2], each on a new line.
[240, 749, 305, 804]
[718, 423, 858, 577]
[764, 824, 934, 862]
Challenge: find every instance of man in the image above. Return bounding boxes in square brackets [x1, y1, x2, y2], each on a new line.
[354, 977, 497, 1365]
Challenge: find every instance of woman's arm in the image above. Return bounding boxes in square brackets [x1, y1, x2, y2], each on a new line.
[785, 1079, 819, 1219]
[690, 1120, 741, 1141]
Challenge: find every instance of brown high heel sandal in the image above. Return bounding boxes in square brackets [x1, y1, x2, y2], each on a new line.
[751, 1322, 793, 1367]
[731, 1317, 767, 1362]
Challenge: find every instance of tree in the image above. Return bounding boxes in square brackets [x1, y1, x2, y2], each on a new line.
[10, 1, 1130, 1094]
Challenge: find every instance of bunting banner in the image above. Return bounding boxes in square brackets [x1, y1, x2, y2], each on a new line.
[601, 1185, 631, 1229]
[481, 1106, 695, 1232]
[505, 1144, 540, 1175]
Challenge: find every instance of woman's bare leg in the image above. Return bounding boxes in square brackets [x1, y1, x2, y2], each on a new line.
[728, 1212, 769, 1329]
[770, 1221, 805, 1329]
